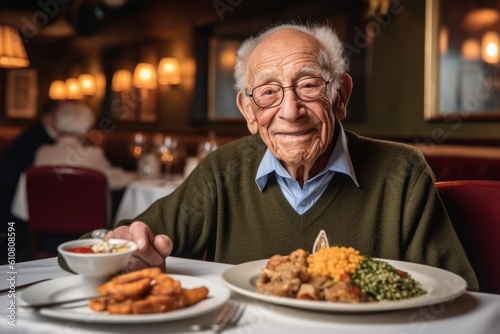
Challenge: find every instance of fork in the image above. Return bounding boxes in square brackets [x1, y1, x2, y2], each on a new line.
[191, 301, 245, 332]
[0, 278, 52, 295]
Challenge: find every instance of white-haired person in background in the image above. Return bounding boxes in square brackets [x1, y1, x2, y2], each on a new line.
[34, 102, 136, 191]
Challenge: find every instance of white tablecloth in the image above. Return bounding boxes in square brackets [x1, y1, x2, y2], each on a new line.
[11, 173, 29, 221]
[0, 257, 499, 334]
[113, 176, 184, 224]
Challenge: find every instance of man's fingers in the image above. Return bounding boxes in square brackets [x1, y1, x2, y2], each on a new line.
[105, 226, 131, 240]
[128, 221, 154, 251]
[153, 235, 173, 258]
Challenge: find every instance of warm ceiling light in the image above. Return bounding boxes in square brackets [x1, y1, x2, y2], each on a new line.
[78, 74, 96, 95]
[0, 25, 30, 68]
[157, 57, 181, 85]
[65, 78, 83, 100]
[48, 80, 66, 100]
[464, 9, 500, 32]
[111, 69, 132, 92]
[133, 63, 157, 89]
[482, 31, 500, 64]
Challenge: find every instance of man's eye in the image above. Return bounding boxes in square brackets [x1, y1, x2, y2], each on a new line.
[257, 87, 278, 96]
[299, 81, 319, 89]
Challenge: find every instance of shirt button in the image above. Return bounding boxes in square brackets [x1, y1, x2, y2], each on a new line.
[300, 200, 307, 206]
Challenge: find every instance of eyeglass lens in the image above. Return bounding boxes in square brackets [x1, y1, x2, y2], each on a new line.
[251, 77, 327, 108]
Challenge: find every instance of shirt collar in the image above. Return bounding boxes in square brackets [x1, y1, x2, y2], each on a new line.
[255, 122, 359, 190]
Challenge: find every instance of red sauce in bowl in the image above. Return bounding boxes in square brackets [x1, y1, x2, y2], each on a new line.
[67, 246, 95, 253]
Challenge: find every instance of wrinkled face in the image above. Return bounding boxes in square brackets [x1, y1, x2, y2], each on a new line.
[237, 30, 337, 167]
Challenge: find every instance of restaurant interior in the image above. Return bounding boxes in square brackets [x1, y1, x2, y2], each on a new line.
[0, 1, 499, 333]
[0, 0, 499, 279]
[0, 0, 499, 175]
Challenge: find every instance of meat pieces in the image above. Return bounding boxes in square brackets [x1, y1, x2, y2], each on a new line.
[256, 248, 310, 297]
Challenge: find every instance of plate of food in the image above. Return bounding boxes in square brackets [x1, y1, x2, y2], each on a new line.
[221, 247, 467, 312]
[21, 268, 230, 323]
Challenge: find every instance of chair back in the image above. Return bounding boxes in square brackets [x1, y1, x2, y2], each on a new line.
[436, 180, 500, 294]
[25, 166, 110, 257]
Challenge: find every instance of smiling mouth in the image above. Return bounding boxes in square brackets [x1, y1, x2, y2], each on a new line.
[278, 129, 313, 137]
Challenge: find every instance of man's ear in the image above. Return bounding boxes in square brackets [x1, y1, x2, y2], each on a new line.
[237, 91, 259, 134]
[333, 73, 353, 121]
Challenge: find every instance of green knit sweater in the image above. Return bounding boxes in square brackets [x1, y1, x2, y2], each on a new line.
[112, 131, 478, 291]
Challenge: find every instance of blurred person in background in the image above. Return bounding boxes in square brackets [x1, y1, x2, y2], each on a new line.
[34, 101, 136, 191]
[0, 99, 59, 264]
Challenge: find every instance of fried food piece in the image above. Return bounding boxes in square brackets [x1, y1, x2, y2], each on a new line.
[131, 287, 209, 314]
[88, 296, 108, 312]
[107, 300, 133, 314]
[182, 287, 209, 306]
[110, 267, 162, 284]
[132, 294, 184, 314]
[96, 277, 152, 302]
[150, 274, 182, 296]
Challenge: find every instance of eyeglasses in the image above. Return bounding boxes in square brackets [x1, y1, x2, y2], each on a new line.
[245, 76, 332, 108]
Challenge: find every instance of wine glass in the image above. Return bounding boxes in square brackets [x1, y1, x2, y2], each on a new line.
[197, 131, 218, 160]
[157, 136, 179, 181]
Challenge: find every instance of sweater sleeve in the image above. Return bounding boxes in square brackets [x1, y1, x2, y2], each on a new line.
[402, 165, 479, 291]
[114, 156, 219, 260]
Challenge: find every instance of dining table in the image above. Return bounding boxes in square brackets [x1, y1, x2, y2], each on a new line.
[1, 256, 499, 334]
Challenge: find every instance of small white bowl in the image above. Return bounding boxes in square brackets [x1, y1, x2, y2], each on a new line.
[58, 238, 137, 295]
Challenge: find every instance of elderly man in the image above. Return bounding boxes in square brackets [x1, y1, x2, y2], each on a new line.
[71, 23, 478, 290]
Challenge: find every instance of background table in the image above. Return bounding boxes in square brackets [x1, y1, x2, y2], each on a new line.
[1, 257, 499, 334]
[113, 176, 184, 224]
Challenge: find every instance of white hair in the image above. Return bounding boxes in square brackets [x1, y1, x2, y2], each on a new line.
[234, 22, 349, 96]
[55, 102, 95, 136]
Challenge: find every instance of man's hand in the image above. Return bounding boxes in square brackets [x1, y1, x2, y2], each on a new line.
[106, 221, 173, 272]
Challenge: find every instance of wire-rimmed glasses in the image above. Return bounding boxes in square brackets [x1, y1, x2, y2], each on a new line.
[245, 76, 332, 108]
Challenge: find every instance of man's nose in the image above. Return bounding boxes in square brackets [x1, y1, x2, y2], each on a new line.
[279, 88, 303, 120]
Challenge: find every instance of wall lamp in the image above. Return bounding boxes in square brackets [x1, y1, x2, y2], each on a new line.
[48, 74, 97, 100]
[157, 57, 182, 85]
[0, 25, 30, 68]
[133, 63, 157, 89]
[111, 69, 132, 92]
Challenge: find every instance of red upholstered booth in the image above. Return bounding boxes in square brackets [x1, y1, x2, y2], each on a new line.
[436, 180, 500, 294]
[25, 166, 110, 258]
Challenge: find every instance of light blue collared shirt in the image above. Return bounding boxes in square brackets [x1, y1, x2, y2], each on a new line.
[255, 123, 359, 214]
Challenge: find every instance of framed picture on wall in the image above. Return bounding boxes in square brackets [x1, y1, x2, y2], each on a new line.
[207, 37, 244, 121]
[425, 0, 500, 121]
[5, 68, 38, 119]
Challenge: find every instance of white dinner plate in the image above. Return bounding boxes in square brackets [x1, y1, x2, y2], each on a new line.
[20, 274, 230, 323]
[221, 259, 467, 312]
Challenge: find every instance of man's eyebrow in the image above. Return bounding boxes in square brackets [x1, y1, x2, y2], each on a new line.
[294, 67, 322, 78]
[253, 71, 279, 84]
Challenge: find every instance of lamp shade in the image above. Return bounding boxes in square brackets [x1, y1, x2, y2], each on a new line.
[0, 25, 30, 68]
[133, 63, 157, 89]
[111, 69, 132, 92]
[158, 57, 181, 85]
[65, 78, 83, 100]
[48, 80, 67, 100]
[78, 74, 97, 95]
